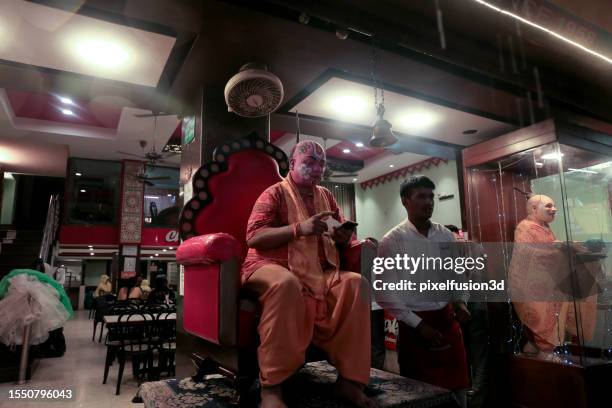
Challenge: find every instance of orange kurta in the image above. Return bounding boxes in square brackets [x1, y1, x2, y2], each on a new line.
[509, 219, 598, 351]
[243, 176, 370, 386]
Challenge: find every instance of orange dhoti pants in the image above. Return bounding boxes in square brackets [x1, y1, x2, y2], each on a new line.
[245, 264, 371, 387]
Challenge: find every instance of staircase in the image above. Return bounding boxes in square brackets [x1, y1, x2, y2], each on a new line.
[0, 229, 43, 278]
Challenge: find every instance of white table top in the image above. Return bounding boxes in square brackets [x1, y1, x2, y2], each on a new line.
[104, 313, 176, 324]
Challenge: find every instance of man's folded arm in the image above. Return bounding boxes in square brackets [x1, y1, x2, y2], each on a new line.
[376, 237, 422, 328]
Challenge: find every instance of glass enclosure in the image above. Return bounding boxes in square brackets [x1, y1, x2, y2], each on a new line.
[67, 159, 121, 224]
[143, 165, 180, 228]
[466, 140, 611, 367]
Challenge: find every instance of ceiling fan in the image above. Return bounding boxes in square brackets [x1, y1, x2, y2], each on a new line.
[321, 136, 359, 181]
[117, 140, 178, 166]
[130, 167, 170, 187]
[116, 113, 179, 166]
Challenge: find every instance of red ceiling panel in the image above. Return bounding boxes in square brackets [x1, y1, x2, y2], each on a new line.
[6, 89, 122, 129]
[326, 140, 384, 161]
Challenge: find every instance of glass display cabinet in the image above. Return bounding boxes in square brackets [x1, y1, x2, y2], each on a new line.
[462, 119, 611, 408]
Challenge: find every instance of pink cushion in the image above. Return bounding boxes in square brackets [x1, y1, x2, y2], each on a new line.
[177, 233, 243, 266]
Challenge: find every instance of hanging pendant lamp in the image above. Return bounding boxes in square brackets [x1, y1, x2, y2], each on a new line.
[368, 39, 397, 148]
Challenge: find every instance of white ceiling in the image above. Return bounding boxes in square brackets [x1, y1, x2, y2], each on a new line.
[290, 77, 515, 146]
[0, 90, 180, 176]
[271, 131, 430, 184]
[0, 0, 176, 87]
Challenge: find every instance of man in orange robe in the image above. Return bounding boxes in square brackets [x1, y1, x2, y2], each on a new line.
[509, 195, 598, 355]
[242, 140, 372, 408]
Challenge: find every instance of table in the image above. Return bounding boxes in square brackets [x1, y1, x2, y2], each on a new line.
[103, 313, 176, 325]
[139, 361, 455, 408]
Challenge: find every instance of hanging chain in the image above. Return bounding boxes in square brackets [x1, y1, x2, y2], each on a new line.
[371, 36, 384, 117]
[371, 36, 378, 110]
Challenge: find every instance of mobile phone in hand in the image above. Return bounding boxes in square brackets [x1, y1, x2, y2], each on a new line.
[340, 220, 358, 230]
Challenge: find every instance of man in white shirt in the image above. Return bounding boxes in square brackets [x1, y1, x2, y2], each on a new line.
[377, 176, 470, 406]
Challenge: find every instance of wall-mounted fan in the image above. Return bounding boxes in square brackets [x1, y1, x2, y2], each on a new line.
[225, 63, 284, 117]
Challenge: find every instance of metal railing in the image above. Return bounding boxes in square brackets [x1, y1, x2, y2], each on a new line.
[18, 194, 61, 384]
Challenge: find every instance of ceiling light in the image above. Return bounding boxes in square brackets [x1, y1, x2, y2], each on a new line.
[169, 247, 174, 250]
[90, 252, 94, 256]
[353, 178, 358, 182]
[355, 142, 364, 148]
[73, 38, 130, 69]
[61, 109, 74, 116]
[163, 249, 167, 252]
[88, 245, 93, 248]
[329, 95, 367, 119]
[145, 195, 160, 199]
[75, 172, 82, 176]
[389, 164, 395, 168]
[399, 111, 436, 129]
[335, 185, 339, 188]
[569, 168, 598, 174]
[343, 148, 351, 153]
[541, 152, 564, 160]
[80, 189, 86, 193]
[59, 96, 73, 105]
[471, 0, 612, 65]
[590, 161, 612, 170]
[535, 162, 544, 168]
[150, 256, 153, 259]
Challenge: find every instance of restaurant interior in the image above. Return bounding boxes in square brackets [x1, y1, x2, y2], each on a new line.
[0, 1, 610, 407]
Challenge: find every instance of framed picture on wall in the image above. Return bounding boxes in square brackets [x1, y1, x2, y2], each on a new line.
[123, 256, 136, 272]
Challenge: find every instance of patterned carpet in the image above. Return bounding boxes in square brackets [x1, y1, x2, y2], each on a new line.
[139, 361, 455, 408]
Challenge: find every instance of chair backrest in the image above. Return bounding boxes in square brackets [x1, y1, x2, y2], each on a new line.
[179, 133, 289, 257]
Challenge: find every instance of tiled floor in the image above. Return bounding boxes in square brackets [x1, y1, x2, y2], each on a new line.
[0, 310, 144, 408]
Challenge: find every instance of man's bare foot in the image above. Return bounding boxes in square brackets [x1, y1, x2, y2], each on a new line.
[333, 376, 377, 408]
[260, 385, 287, 408]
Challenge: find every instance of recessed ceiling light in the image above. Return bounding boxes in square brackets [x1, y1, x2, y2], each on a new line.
[169, 247, 174, 250]
[150, 256, 153, 259]
[73, 38, 130, 69]
[88, 245, 93, 248]
[328, 95, 367, 119]
[90, 252, 94, 256]
[59, 96, 73, 105]
[80, 189, 86, 193]
[541, 152, 564, 160]
[155, 253, 159, 256]
[75, 172, 82, 176]
[61, 108, 74, 116]
[343, 148, 351, 154]
[355, 142, 364, 148]
[162, 249, 167, 252]
[167, 194, 172, 197]
[462, 129, 478, 135]
[389, 164, 395, 168]
[353, 178, 358, 182]
[398, 111, 436, 129]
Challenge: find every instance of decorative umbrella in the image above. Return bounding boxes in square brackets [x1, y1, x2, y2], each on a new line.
[0, 269, 73, 346]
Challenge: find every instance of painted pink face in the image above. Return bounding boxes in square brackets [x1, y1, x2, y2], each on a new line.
[290, 141, 326, 186]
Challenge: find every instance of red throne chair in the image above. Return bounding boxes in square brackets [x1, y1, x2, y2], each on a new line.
[175, 133, 374, 397]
